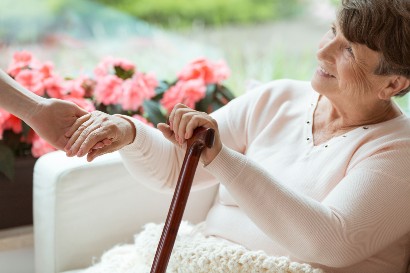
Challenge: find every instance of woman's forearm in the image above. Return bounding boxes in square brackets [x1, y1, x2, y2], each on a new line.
[0, 69, 44, 120]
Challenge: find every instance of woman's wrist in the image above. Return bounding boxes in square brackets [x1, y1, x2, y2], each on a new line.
[201, 141, 223, 166]
[113, 114, 137, 145]
[26, 96, 47, 122]
[0, 69, 44, 121]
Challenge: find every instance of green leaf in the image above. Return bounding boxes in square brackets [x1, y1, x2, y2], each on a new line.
[0, 143, 15, 181]
[151, 80, 172, 101]
[114, 66, 134, 80]
[216, 84, 236, 101]
[156, 80, 171, 94]
[195, 84, 216, 113]
[106, 104, 124, 115]
[211, 101, 225, 112]
[21, 121, 31, 137]
[143, 100, 167, 126]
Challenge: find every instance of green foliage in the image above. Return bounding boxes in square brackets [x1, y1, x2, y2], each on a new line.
[394, 96, 409, 113]
[0, 144, 15, 181]
[330, 0, 340, 7]
[91, 0, 302, 28]
[114, 66, 135, 80]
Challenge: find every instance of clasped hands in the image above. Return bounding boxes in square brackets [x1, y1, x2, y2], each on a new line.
[64, 103, 223, 164]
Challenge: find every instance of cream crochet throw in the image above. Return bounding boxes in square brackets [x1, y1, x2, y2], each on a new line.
[84, 221, 324, 273]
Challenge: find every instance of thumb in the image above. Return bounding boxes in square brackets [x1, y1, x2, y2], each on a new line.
[75, 105, 89, 117]
[86, 144, 116, 162]
[91, 139, 113, 150]
[157, 122, 178, 145]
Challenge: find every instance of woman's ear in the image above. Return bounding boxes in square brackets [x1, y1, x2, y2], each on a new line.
[379, 76, 410, 100]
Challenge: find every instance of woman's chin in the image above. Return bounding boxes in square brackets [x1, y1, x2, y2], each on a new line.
[311, 72, 336, 94]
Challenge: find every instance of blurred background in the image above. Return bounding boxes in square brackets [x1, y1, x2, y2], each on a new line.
[0, 0, 408, 107]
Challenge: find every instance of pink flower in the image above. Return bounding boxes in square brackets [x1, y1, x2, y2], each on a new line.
[81, 78, 96, 98]
[64, 76, 88, 98]
[44, 75, 64, 98]
[7, 51, 33, 77]
[3, 115, 23, 134]
[113, 59, 135, 72]
[211, 60, 231, 83]
[31, 133, 57, 158]
[143, 72, 158, 90]
[38, 62, 54, 79]
[0, 109, 11, 139]
[132, 114, 154, 127]
[178, 58, 230, 84]
[94, 58, 113, 78]
[15, 69, 45, 96]
[13, 51, 32, 64]
[121, 72, 157, 111]
[94, 75, 123, 105]
[160, 79, 206, 113]
[94, 57, 135, 78]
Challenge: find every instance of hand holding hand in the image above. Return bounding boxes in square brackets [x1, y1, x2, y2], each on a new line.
[157, 103, 222, 165]
[64, 111, 136, 162]
[26, 98, 88, 150]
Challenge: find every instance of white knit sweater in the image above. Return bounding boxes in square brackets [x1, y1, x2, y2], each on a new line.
[119, 80, 410, 273]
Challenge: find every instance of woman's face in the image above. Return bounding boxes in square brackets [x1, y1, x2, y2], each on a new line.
[311, 22, 387, 102]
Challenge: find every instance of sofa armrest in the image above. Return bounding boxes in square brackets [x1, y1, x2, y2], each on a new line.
[33, 151, 218, 273]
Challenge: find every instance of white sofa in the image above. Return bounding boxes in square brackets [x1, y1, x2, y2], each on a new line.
[33, 151, 219, 273]
[33, 151, 410, 273]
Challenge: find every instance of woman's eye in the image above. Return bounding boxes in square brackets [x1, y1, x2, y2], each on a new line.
[331, 26, 336, 36]
[346, 47, 354, 56]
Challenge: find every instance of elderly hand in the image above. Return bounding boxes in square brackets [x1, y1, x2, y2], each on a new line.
[26, 98, 88, 150]
[157, 103, 223, 166]
[64, 111, 136, 162]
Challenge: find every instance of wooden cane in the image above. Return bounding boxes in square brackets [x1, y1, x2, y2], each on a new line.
[150, 126, 215, 273]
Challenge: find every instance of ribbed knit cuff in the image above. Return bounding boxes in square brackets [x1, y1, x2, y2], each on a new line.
[205, 145, 248, 186]
[120, 118, 149, 152]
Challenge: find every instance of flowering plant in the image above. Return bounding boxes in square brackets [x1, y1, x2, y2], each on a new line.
[0, 51, 235, 181]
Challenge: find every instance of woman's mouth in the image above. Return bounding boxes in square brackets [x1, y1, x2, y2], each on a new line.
[317, 66, 336, 78]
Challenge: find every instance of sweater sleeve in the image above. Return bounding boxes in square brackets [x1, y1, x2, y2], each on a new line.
[117, 80, 282, 192]
[205, 142, 410, 268]
[118, 120, 217, 193]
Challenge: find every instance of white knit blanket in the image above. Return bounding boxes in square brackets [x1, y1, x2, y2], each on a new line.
[83, 222, 324, 273]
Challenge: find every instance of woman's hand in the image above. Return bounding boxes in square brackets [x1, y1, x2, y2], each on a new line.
[26, 98, 88, 150]
[157, 103, 223, 165]
[64, 111, 136, 162]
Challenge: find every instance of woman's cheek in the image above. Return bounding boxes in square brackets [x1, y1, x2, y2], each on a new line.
[339, 60, 373, 96]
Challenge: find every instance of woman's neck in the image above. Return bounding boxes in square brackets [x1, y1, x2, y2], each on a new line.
[312, 95, 402, 145]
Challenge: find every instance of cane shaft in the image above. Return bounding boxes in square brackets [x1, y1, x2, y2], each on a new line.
[150, 127, 214, 273]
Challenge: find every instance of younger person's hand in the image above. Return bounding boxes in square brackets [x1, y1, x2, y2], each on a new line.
[27, 98, 88, 150]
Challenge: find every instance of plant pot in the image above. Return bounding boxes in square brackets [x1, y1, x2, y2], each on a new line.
[0, 155, 37, 229]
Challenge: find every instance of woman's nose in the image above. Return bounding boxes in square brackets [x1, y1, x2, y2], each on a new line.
[317, 38, 336, 65]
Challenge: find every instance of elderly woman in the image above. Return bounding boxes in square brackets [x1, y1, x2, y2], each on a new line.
[65, 0, 410, 272]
